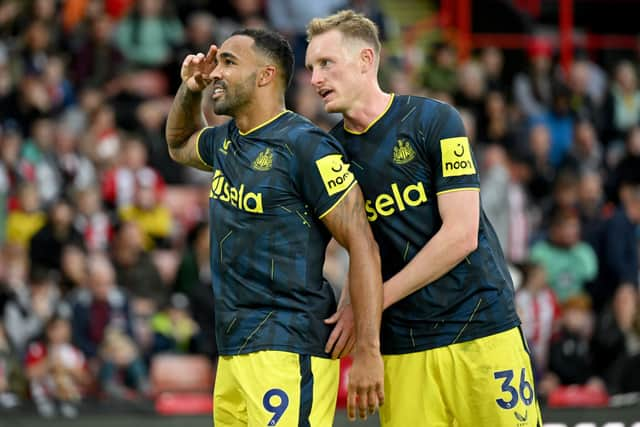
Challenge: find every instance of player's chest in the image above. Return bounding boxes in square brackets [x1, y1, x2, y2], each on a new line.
[344, 132, 432, 193]
[209, 143, 292, 214]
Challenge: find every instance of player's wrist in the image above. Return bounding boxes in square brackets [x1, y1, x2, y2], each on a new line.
[354, 339, 381, 355]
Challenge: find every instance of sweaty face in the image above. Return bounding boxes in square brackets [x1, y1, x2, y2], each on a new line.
[306, 30, 360, 114]
[210, 36, 259, 117]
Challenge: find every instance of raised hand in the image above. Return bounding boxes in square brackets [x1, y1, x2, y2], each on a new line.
[181, 44, 218, 92]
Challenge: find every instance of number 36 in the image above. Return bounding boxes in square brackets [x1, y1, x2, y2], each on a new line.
[493, 368, 534, 409]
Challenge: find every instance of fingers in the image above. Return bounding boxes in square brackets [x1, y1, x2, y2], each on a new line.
[340, 335, 356, 358]
[193, 72, 211, 88]
[205, 44, 218, 64]
[324, 323, 342, 354]
[367, 389, 379, 414]
[192, 52, 205, 66]
[332, 329, 350, 359]
[377, 384, 385, 407]
[346, 388, 357, 421]
[357, 387, 369, 420]
[324, 310, 340, 324]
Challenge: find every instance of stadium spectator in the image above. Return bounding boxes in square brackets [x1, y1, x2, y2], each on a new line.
[419, 41, 458, 94]
[29, 198, 84, 275]
[5, 182, 45, 249]
[516, 262, 561, 379]
[70, 14, 124, 89]
[588, 179, 640, 311]
[603, 60, 640, 144]
[561, 119, 604, 175]
[477, 90, 516, 147]
[150, 293, 198, 355]
[3, 267, 61, 357]
[72, 186, 112, 252]
[576, 170, 609, 248]
[530, 208, 598, 303]
[526, 122, 556, 203]
[591, 284, 638, 393]
[25, 314, 89, 418]
[607, 125, 640, 201]
[101, 135, 165, 211]
[111, 221, 165, 310]
[59, 245, 88, 296]
[545, 295, 605, 391]
[513, 37, 555, 118]
[118, 180, 172, 250]
[114, 0, 184, 70]
[479, 45, 507, 93]
[70, 253, 148, 400]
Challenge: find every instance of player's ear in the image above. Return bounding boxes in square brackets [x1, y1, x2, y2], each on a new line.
[258, 65, 277, 87]
[359, 47, 375, 73]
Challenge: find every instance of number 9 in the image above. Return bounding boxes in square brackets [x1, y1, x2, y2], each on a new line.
[263, 388, 289, 426]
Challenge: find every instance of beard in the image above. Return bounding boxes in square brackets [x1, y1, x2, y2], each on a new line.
[212, 72, 256, 116]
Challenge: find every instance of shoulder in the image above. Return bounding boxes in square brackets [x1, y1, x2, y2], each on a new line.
[396, 95, 462, 137]
[396, 94, 453, 117]
[200, 121, 233, 142]
[286, 112, 343, 152]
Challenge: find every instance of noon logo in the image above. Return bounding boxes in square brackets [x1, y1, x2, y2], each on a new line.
[440, 137, 476, 177]
[393, 139, 416, 164]
[252, 148, 273, 171]
[315, 154, 354, 196]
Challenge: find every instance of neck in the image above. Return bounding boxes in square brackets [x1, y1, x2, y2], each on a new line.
[235, 93, 286, 134]
[343, 84, 391, 133]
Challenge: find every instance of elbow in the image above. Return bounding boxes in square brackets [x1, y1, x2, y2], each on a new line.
[167, 148, 177, 162]
[167, 146, 181, 163]
[465, 233, 478, 255]
[459, 230, 478, 257]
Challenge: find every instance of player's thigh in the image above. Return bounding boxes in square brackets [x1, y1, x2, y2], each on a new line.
[380, 352, 449, 427]
[232, 351, 339, 427]
[213, 356, 248, 427]
[443, 327, 542, 427]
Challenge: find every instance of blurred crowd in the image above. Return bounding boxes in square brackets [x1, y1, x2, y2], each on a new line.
[1, 0, 640, 418]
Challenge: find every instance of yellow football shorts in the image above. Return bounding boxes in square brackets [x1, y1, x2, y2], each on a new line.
[380, 327, 542, 427]
[213, 350, 339, 427]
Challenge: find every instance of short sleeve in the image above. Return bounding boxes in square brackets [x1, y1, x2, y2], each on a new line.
[291, 128, 357, 219]
[425, 104, 480, 195]
[195, 126, 216, 169]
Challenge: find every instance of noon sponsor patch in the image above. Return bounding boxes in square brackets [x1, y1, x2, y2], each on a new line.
[315, 154, 354, 196]
[440, 137, 476, 177]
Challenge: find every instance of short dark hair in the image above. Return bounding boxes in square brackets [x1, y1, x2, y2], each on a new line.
[231, 28, 294, 89]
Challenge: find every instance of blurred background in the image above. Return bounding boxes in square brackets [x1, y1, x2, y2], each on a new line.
[1, 0, 640, 425]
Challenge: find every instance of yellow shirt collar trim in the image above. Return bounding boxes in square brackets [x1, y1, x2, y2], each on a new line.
[344, 94, 395, 135]
[238, 110, 290, 136]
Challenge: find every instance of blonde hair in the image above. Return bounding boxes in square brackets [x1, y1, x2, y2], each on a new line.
[306, 10, 381, 55]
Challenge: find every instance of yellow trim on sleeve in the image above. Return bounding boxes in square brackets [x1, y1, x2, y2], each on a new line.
[344, 94, 395, 135]
[436, 187, 480, 196]
[318, 180, 358, 219]
[195, 126, 214, 170]
[238, 110, 290, 136]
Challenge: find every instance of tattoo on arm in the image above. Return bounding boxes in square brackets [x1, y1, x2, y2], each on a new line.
[166, 83, 205, 149]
